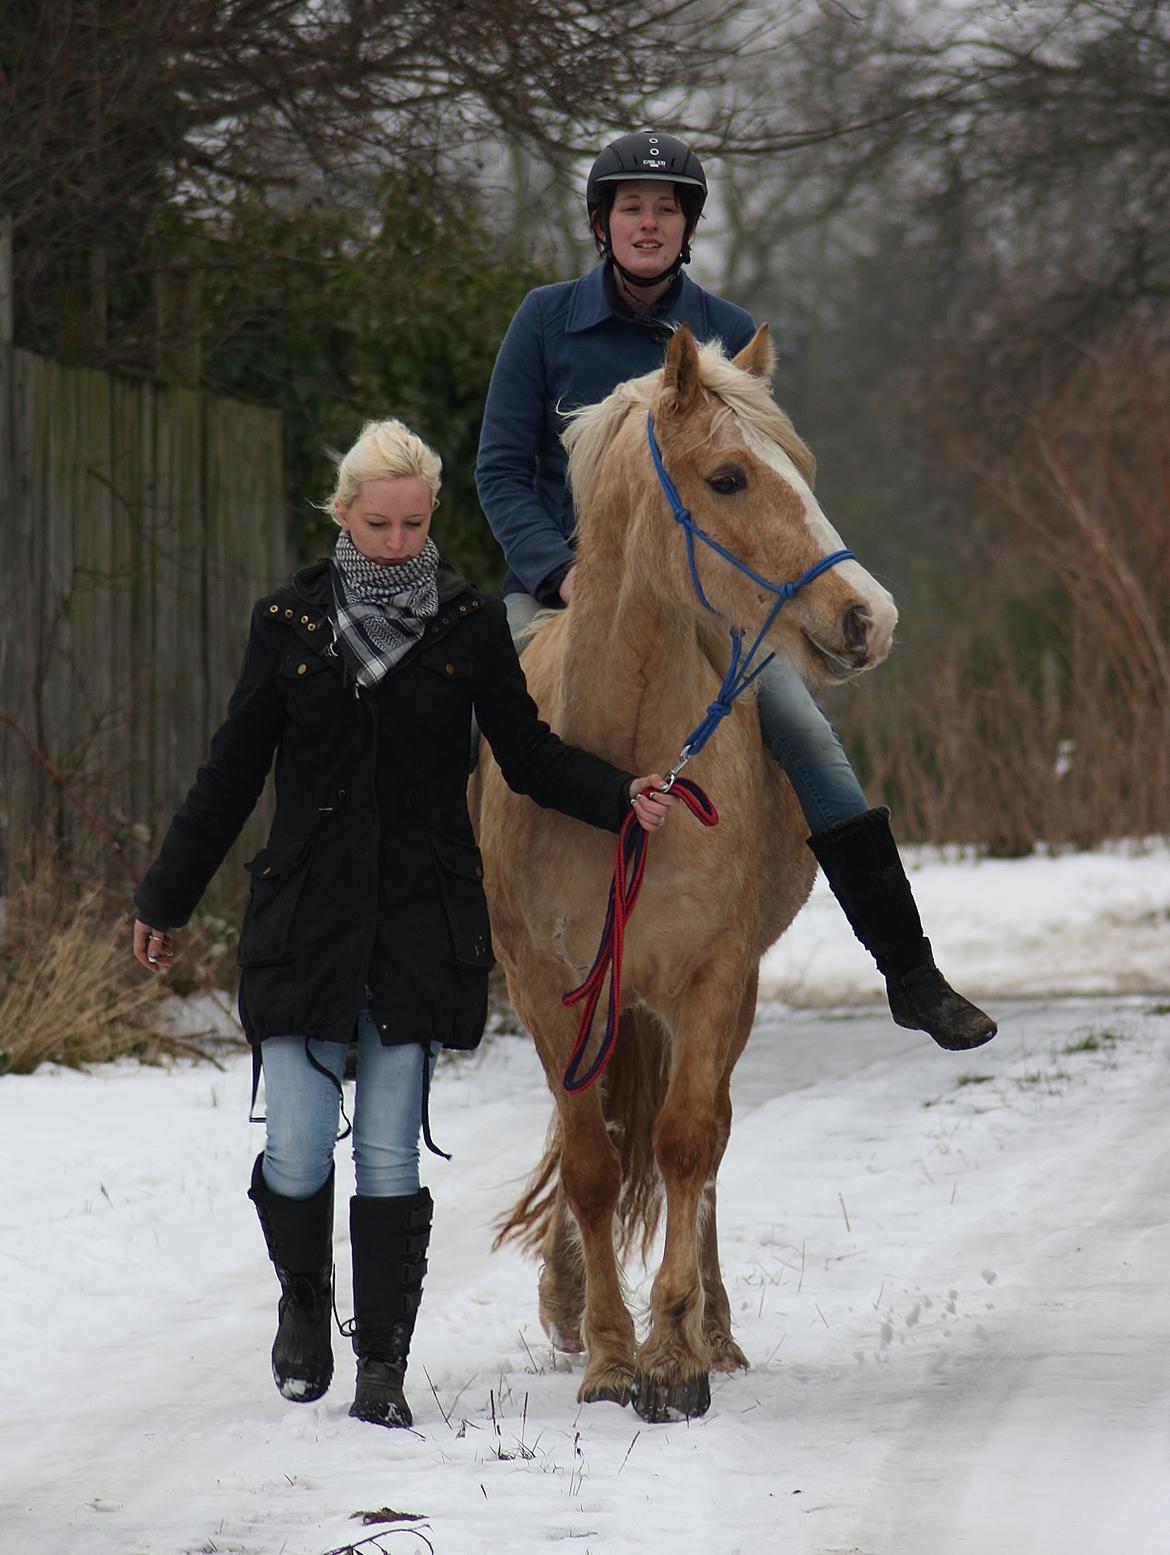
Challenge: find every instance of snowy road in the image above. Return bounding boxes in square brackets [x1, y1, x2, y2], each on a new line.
[4, 992, 1170, 1554]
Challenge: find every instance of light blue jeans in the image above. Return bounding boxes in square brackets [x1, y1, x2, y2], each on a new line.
[503, 590, 867, 832]
[260, 1011, 438, 1201]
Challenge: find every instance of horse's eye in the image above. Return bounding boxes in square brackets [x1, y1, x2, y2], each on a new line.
[706, 468, 746, 496]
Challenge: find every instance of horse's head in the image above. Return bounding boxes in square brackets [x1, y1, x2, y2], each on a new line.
[567, 325, 897, 685]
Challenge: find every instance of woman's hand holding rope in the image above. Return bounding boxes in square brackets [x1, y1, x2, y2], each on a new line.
[628, 775, 680, 833]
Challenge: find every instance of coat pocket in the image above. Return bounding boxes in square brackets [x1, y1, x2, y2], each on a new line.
[238, 836, 313, 967]
[431, 837, 495, 969]
[279, 648, 344, 726]
[421, 643, 474, 677]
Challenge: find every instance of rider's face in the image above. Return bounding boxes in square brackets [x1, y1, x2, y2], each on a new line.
[601, 181, 688, 280]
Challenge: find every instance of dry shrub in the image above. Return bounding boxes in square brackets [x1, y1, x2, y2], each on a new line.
[834, 333, 1170, 851]
[834, 639, 1170, 852]
[0, 858, 217, 1074]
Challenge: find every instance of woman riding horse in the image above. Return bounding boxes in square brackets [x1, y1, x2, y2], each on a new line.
[476, 129, 995, 1053]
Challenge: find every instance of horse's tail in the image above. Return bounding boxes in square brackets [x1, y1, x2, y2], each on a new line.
[609, 1006, 670, 1261]
[492, 1112, 563, 1252]
[492, 1006, 670, 1260]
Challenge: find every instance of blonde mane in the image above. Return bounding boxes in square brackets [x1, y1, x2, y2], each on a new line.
[562, 336, 816, 523]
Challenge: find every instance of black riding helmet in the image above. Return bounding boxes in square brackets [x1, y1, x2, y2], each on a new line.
[587, 130, 708, 290]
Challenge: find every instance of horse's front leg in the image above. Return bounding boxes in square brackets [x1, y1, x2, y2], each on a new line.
[556, 1089, 637, 1404]
[632, 962, 754, 1421]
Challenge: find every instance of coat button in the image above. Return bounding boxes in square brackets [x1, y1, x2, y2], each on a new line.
[268, 604, 279, 615]
[300, 614, 309, 624]
[307, 622, 317, 631]
[457, 603, 467, 614]
[283, 608, 293, 618]
[297, 663, 308, 676]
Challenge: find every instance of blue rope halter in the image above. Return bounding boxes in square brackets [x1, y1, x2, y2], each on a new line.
[646, 410, 855, 781]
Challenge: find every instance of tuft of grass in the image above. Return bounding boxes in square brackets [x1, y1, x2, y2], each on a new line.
[1015, 1069, 1071, 1089]
[954, 1072, 996, 1088]
[0, 859, 210, 1073]
[1062, 1030, 1122, 1055]
[1063, 1034, 1105, 1054]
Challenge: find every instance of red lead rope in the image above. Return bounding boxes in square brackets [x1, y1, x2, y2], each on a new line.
[561, 778, 719, 1093]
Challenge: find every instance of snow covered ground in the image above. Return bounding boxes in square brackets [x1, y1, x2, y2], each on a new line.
[3, 840, 1170, 1555]
[760, 835, 1170, 1007]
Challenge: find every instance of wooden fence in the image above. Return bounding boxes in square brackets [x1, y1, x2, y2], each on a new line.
[0, 265, 286, 905]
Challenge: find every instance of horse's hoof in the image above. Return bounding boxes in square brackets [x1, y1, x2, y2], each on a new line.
[579, 1360, 633, 1406]
[707, 1332, 750, 1373]
[539, 1312, 584, 1354]
[580, 1380, 631, 1407]
[630, 1369, 711, 1423]
[539, 1307, 584, 1353]
[538, 1266, 585, 1354]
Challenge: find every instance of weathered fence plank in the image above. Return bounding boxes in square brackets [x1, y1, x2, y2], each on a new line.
[0, 346, 286, 910]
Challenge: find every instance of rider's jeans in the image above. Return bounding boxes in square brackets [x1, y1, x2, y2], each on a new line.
[755, 657, 867, 831]
[503, 589, 543, 641]
[260, 1011, 438, 1201]
[504, 589, 868, 835]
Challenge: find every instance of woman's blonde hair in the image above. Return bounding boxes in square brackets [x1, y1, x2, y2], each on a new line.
[326, 418, 443, 517]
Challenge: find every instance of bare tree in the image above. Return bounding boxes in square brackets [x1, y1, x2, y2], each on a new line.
[0, 0, 794, 358]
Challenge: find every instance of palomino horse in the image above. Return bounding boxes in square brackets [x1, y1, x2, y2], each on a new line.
[474, 325, 898, 1422]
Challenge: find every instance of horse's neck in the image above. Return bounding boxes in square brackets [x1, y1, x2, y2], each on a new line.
[554, 562, 725, 772]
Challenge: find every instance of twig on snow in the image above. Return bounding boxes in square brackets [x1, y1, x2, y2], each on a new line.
[618, 1431, 640, 1474]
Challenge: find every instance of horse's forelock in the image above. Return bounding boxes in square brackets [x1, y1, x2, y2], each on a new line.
[691, 342, 816, 486]
[563, 339, 815, 523]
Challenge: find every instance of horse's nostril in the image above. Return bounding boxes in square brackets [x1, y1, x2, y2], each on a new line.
[843, 605, 871, 653]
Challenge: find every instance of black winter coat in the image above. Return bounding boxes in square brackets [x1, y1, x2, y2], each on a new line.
[134, 558, 635, 1051]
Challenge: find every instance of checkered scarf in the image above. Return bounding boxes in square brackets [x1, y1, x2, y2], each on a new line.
[329, 530, 441, 688]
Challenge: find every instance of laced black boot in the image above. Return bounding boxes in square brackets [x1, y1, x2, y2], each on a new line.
[248, 1154, 335, 1402]
[808, 807, 997, 1052]
[347, 1187, 433, 1429]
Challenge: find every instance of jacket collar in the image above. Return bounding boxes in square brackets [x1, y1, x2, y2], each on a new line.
[565, 262, 687, 334]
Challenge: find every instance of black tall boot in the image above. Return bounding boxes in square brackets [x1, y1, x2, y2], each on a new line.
[248, 1154, 335, 1402]
[808, 807, 997, 1052]
[347, 1187, 433, 1428]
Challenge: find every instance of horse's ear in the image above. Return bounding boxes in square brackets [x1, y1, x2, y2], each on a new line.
[732, 324, 775, 384]
[662, 325, 702, 414]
